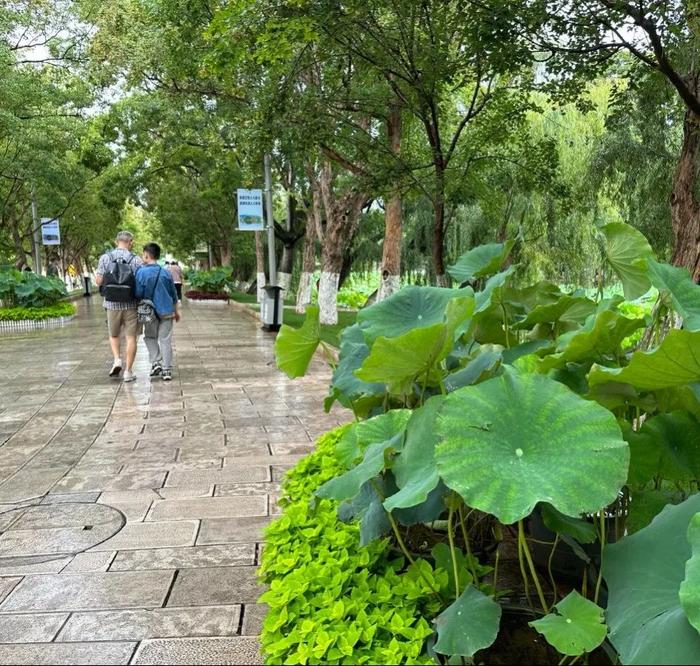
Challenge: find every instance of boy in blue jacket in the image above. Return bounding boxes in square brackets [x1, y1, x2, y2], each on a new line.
[135, 243, 181, 381]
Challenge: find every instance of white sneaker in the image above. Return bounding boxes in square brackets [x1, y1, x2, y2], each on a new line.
[122, 370, 136, 383]
[109, 359, 122, 377]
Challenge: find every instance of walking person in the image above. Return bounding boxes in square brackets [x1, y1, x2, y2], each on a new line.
[135, 243, 180, 382]
[95, 231, 143, 382]
[166, 260, 183, 302]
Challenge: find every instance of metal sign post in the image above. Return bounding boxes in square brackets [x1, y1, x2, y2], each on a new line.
[263, 154, 277, 286]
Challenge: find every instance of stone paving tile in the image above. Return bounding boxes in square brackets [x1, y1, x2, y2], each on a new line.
[132, 636, 262, 665]
[197, 516, 272, 545]
[57, 605, 241, 642]
[0, 571, 174, 612]
[0, 556, 71, 576]
[91, 520, 199, 551]
[0, 577, 21, 603]
[164, 466, 270, 487]
[63, 551, 116, 573]
[147, 496, 267, 521]
[0, 612, 68, 642]
[214, 482, 281, 496]
[167, 566, 260, 606]
[0, 642, 137, 665]
[241, 604, 268, 636]
[110, 544, 255, 571]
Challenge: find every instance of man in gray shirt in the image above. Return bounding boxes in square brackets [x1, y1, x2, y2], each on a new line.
[95, 231, 143, 382]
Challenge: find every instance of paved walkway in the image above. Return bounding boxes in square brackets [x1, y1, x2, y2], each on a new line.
[0, 298, 340, 665]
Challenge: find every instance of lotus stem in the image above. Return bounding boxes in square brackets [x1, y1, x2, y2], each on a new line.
[547, 534, 560, 607]
[458, 505, 479, 584]
[594, 511, 605, 605]
[447, 505, 461, 600]
[517, 525, 534, 609]
[518, 519, 548, 613]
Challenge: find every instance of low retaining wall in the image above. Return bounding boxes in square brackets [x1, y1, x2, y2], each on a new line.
[0, 315, 75, 334]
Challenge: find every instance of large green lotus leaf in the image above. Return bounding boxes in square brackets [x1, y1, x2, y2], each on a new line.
[627, 411, 700, 484]
[326, 324, 385, 412]
[354, 324, 447, 392]
[357, 285, 465, 344]
[530, 591, 607, 656]
[447, 240, 514, 283]
[647, 258, 700, 331]
[604, 493, 700, 664]
[384, 396, 444, 512]
[656, 384, 700, 419]
[602, 222, 654, 300]
[680, 513, 700, 633]
[274, 305, 320, 379]
[336, 410, 412, 468]
[539, 310, 645, 372]
[588, 330, 700, 391]
[513, 295, 596, 330]
[433, 585, 501, 657]
[435, 371, 629, 524]
[444, 350, 502, 392]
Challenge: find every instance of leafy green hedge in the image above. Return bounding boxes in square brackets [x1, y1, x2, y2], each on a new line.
[0, 269, 67, 307]
[0, 302, 76, 321]
[259, 426, 438, 665]
[188, 266, 233, 293]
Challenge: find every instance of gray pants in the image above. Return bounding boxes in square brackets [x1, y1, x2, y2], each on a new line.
[143, 318, 174, 369]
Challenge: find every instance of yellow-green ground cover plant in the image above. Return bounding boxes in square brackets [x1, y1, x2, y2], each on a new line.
[273, 222, 700, 665]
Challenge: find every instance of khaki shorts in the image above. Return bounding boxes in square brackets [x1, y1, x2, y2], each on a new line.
[107, 308, 140, 338]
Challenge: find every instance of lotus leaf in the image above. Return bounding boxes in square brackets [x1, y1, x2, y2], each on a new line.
[588, 330, 700, 390]
[601, 222, 654, 300]
[433, 585, 501, 657]
[529, 591, 607, 656]
[680, 513, 700, 633]
[435, 371, 629, 524]
[274, 305, 320, 379]
[647, 258, 700, 331]
[357, 285, 465, 344]
[604, 493, 700, 665]
[447, 240, 514, 283]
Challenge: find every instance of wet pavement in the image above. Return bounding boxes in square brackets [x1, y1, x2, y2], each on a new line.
[0, 298, 341, 664]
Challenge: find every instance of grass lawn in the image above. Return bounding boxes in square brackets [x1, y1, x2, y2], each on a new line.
[228, 291, 355, 348]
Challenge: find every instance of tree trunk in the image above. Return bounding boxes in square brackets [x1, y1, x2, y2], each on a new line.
[255, 231, 266, 303]
[377, 104, 403, 301]
[295, 224, 316, 313]
[318, 161, 366, 325]
[670, 109, 700, 282]
[433, 190, 449, 287]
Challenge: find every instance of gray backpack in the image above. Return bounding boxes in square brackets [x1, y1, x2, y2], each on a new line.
[137, 268, 161, 324]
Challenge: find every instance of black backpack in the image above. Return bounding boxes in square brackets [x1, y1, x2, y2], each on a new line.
[101, 252, 137, 302]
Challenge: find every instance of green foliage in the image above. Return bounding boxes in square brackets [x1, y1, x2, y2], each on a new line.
[0, 270, 67, 307]
[0, 302, 76, 321]
[529, 591, 607, 657]
[259, 427, 438, 665]
[601, 221, 655, 300]
[277, 234, 700, 664]
[275, 305, 321, 379]
[604, 494, 700, 665]
[433, 585, 501, 658]
[435, 371, 628, 524]
[187, 267, 232, 294]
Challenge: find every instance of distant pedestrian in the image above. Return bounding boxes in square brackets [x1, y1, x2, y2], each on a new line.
[135, 243, 180, 382]
[95, 231, 143, 382]
[166, 260, 183, 302]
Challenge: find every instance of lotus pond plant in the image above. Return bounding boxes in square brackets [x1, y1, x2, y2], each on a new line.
[274, 221, 700, 665]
